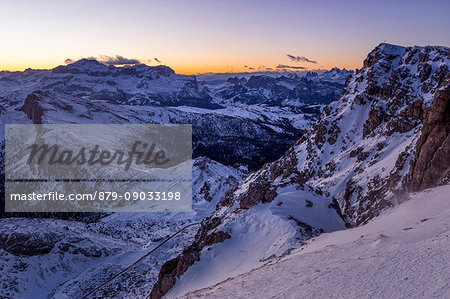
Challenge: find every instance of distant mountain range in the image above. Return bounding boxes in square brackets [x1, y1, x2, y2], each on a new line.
[0, 60, 352, 170]
[1, 60, 352, 108]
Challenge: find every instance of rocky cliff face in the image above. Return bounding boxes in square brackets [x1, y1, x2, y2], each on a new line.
[22, 92, 45, 124]
[409, 78, 450, 191]
[149, 216, 231, 299]
[150, 43, 450, 298]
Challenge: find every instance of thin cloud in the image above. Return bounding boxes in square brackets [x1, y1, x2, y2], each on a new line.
[64, 55, 153, 66]
[276, 64, 306, 70]
[257, 65, 267, 70]
[286, 54, 317, 64]
[99, 55, 141, 65]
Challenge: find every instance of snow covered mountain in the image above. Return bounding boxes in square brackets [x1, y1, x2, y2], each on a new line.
[150, 43, 450, 298]
[1, 59, 214, 108]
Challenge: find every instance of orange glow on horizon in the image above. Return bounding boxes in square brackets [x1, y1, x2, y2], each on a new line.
[0, 60, 362, 75]
[173, 62, 362, 75]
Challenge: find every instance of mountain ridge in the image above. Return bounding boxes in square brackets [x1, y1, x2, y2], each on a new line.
[150, 43, 450, 298]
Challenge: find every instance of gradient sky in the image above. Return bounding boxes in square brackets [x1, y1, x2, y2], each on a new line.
[1, 0, 449, 74]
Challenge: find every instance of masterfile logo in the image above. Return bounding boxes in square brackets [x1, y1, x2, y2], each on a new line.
[5, 124, 193, 213]
[26, 140, 171, 171]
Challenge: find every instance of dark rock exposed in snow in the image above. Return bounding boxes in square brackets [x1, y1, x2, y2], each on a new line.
[409, 78, 450, 191]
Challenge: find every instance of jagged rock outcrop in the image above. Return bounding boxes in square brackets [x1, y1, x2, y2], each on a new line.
[409, 78, 450, 191]
[22, 92, 45, 124]
[149, 217, 231, 299]
[0, 226, 62, 256]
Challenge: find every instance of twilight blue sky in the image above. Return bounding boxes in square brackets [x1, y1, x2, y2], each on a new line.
[1, 0, 449, 73]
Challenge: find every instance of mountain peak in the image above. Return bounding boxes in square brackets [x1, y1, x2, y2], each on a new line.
[52, 58, 111, 75]
[69, 58, 104, 66]
[376, 42, 406, 52]
[52, 59, 175, 77]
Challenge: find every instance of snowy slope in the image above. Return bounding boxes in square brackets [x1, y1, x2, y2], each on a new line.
[266, 44, 450, 226]
[176, 184, 450, 299]
[150, 181, 346, 298]
[167, 185, 346, 297]
[207, 43, 450, 227]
